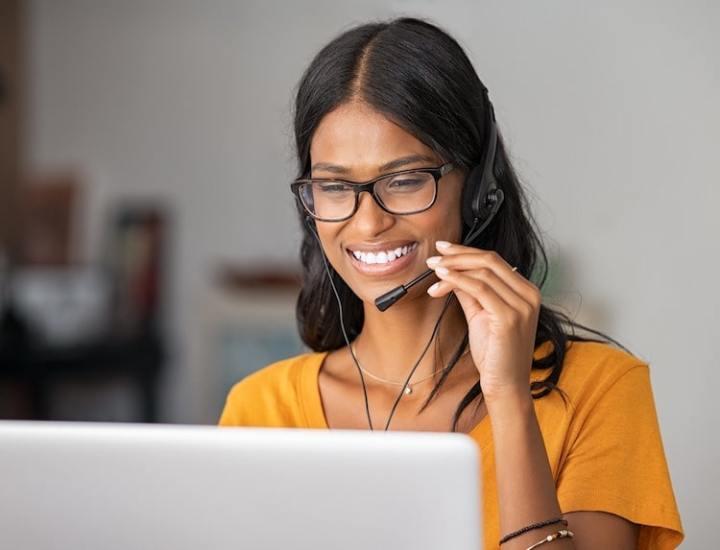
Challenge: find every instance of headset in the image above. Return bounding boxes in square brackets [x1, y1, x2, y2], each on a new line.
[301, 89, 504, 430]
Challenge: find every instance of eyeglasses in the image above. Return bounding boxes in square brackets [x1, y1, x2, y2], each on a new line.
[291, 163, 455, 222]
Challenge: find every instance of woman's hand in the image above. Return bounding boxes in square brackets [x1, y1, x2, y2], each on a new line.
[426, 240, 542, 402]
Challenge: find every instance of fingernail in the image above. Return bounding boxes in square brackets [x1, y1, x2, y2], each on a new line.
[435, 266, 449, 276]
[426, 256, 441, 267]
[436, 241, 452, 250]
[427, 282, 440, 294]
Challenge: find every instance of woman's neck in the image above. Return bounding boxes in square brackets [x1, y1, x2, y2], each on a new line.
[352, 293, 469, 383]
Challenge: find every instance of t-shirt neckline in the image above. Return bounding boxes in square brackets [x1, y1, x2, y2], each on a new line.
[300, 350, 492, 444]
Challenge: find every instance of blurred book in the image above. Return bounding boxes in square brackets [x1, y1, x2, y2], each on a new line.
[107, 203, 167, 335]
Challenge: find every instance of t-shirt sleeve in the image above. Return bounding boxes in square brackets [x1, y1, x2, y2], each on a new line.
[218, 381, 244, 426]
[216, 358, 306, 428]
[556, 364, 684, 548]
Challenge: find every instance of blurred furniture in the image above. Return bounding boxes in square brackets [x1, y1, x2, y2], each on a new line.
[0, 201, 168, 422]
[0, 331, 163, 422]
[0, 3, 166, 422]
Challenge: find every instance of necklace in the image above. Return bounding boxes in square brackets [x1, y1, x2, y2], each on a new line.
[350, 342, 469, 396]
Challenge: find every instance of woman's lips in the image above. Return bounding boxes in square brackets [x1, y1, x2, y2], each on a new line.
[345, 244, 419, 276]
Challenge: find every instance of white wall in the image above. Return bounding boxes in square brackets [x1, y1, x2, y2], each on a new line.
[26, 0, 718, 545]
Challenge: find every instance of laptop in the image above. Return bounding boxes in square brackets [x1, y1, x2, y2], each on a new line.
[0, 421, 481, 550]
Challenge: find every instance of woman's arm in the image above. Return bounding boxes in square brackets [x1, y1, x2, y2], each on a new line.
[428, 243, 645, 548]
[563, 511, 639, 550]
[488, 390, 638, 550]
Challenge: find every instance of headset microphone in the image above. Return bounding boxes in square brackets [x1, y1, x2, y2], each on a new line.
[373, 190, 503, 311]
[374, 96, 504, 312]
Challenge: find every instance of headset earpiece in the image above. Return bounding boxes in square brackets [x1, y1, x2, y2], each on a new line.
[460, 164, 485, 228]
[460, 95, 500, 240]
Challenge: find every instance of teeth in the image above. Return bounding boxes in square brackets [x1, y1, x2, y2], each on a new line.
[351, 243, 417, 265]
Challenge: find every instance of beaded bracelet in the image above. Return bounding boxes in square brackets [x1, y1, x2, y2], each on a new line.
[499, 517, 568, 545]
[525, 528, 574, 550]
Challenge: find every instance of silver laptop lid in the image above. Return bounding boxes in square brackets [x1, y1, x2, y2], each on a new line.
[0, 421, 481, 550]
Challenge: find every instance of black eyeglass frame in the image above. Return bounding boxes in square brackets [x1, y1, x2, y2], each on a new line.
[291, 162, 456, 222]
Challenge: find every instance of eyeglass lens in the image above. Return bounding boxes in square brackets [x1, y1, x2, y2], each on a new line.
[300, 171, 437, 220]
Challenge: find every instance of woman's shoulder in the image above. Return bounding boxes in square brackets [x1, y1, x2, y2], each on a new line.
[227, 351, 323, 399]
[542, 339, 651, 413]
[219, 351, 325, 427]
[563, 338, 647, 377]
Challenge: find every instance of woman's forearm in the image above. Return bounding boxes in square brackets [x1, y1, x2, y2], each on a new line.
[486, 390, 575, 550]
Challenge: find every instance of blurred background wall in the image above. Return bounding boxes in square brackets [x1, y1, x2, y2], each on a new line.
[0, 0, 716, 545]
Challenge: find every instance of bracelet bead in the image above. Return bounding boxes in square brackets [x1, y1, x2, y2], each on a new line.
[525, 528, 575, 550]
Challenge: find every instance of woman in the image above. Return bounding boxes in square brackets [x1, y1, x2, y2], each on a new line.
[219, 17, 683, 549]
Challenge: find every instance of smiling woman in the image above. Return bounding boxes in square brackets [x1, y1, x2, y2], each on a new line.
[219, 17, 683, 550]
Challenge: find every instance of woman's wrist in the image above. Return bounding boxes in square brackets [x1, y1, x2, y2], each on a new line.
[484, 386, 534, 417]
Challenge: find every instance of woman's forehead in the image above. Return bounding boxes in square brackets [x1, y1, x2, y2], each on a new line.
[310, 102, 438, 177]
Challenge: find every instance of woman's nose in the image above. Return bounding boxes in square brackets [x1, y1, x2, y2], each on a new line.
[352, 191, 394, 233]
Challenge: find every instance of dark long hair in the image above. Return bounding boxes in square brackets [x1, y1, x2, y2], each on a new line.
[292, 17, 629, 430]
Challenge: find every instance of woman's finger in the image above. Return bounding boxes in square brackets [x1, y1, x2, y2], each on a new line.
[430, 243, 541, 308]
[428, 267, 515, 323]
[462, 267, 533, 315]
[428, 261, 533, 313]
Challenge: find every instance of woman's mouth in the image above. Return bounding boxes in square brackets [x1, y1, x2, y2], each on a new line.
[345, 242, 419, 276]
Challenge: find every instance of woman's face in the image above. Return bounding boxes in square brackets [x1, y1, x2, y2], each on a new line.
[310, 101, 466, 304]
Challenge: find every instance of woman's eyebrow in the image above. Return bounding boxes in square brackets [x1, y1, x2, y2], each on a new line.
[379, 154, 436, 172]
[311, 154, 436, 175]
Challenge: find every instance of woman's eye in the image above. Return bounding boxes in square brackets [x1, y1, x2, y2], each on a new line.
[317, 183, 350, 193]
[388, 178, 423, 189]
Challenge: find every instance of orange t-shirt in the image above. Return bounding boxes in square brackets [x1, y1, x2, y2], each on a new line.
[218, 340, 684, 549]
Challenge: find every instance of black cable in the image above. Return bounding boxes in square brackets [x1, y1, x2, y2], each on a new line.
[382, 294, 454, 431]
[306, 220, 374, 429]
